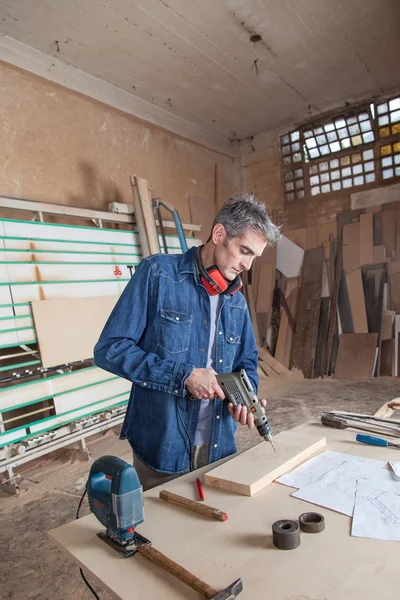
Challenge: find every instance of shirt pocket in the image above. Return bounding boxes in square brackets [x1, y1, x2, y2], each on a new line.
[157, 308, 193, 354]
[224, 330, 241, 367]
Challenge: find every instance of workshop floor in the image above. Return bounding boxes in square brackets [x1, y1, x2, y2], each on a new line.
[1, 377, 399, 600]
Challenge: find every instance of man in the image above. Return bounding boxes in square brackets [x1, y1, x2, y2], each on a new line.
[94, 193, 281, 489]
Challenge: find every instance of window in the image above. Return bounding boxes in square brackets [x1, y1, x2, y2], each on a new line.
[303, 111, 374, 161]
[280, 92, 400, 201]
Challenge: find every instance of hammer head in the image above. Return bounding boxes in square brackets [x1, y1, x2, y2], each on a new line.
[211, 578, 243, 600]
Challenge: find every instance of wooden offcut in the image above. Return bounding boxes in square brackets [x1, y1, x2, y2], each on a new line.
[31, 296, 119, 368]
[204, 432, 326, 496]
[359, 213, 373, 266]
[334, 333, 378, 381]
[345, 269, 368, 333]
[291, 247, 324, 378]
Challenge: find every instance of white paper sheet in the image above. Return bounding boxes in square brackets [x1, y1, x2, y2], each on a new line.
[352, 477, 400, 541]
[389, 461, 400, 479]
[291, 456, 387, 516]
[277, 450, 350, 489]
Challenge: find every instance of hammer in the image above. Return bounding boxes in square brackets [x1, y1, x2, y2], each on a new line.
[137, 543, 243, 599]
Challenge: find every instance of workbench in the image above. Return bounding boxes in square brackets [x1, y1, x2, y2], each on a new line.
[49, 422, 399, 600]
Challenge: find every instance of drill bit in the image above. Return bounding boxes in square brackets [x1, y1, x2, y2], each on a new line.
[264, 433, 276, 452]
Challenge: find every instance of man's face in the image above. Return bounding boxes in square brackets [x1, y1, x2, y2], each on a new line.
[213, 226, 267, 281]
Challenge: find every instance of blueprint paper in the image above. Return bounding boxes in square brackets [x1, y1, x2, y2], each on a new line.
[291, 457, 387, 516]
[277, 450, 350, 489]
[389, 461, 400, 479]
[352, 478, 400, 541]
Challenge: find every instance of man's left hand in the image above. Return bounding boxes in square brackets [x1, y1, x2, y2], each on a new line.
[227, 399, 267, 428]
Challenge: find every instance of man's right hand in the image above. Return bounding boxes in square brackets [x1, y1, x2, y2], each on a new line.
[185, 368, 225, 400]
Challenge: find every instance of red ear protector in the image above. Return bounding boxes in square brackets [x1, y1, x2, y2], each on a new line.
[195, 246, 242, 296]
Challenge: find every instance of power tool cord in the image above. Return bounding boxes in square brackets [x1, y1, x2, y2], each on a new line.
[76, 484, 100, 600]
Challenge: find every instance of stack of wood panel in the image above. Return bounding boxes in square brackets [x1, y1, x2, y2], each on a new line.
[249, 201, 400, 381]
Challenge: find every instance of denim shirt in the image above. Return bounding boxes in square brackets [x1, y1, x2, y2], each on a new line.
[94, 246, 259, 474]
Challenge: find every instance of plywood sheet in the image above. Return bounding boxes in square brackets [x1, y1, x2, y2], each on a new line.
[255, 264, 274, 313]
[188, 195, 216, 243]
[32, 296, 119, 368]
[334, 333, 378, 381]
[345, 270, 368, 333]
[291, 247, 324, 378]
[276, 235, 304, 278]
[283, 228, 306, 249]
[342, 221, 360, 273]
[381, 210, 397, 258]
[204, 432, 326, 496]
[275, 278, 298, 368]
[359, 213, 373, 266]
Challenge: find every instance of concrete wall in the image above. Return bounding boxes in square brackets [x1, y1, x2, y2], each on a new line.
[0, 62, 238, 227]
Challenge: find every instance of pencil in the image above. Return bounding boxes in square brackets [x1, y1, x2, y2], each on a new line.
[196, 477, 205, 501]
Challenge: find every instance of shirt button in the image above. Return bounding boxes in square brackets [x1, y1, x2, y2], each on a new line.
[229, 337, 233, 341]
[218, 331, 223, 335]
[174, 389, 179, 394]
[219, 359, 223, 363]
[200, 348, 205, 352]
[143, 382, 147, 386]
[216, 415, 220, 419]
[175, 317, 180, 321]
[203, 320, 207, 325]
[214, 444, 218, 448]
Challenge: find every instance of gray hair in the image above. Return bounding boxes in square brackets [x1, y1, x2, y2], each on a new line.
[208, 193, 281, 246]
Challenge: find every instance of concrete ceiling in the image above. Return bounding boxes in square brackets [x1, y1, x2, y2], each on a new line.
[1, 0, 400, 142]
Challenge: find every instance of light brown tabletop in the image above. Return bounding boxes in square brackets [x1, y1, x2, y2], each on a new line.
[49, 422, 399, 600]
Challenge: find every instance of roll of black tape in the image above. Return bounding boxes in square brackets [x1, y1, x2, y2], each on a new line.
[272, 520, 300, 550]
[299, 512, 325, 533]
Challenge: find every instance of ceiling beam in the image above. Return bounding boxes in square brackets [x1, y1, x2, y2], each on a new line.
[0, 35, 235, 157]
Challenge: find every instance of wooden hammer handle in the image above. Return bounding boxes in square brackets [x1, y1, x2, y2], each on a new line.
[137, 543, 217, 599]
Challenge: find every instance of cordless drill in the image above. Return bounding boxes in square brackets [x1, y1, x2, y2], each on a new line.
[216, 369, 276, 452]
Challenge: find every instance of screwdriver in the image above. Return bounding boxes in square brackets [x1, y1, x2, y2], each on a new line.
[356, 434, 400, 448]
[321, 413, 400, 438]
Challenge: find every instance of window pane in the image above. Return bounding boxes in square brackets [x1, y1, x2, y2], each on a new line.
[349, 124, 360, 135]
[394, 154, 400, 164]
[309, 165, 318, 174]
[335, 118, 346, 129]
[331, 170, 340, 180]
[354, 175, 364, 186]
[352, 164, 363, 175]
[343, 178, 353, 188]
[365, 172, 375, 183]
[352, 153, 362, 163]
[337, 127, 348, 139]
[284, 171, 294, 182]
[382, 168, 394, 179]
[292, 142, 300, 152]
[320, 145, 330, 155]
[285, 181, 295, 191]
[319, 161, 329, 172]
[352, 135, 363, 146]
[360, 120, 371, 132]
[315, 127, 324, 135]
[362, 132, 374, 144]
[283, 156, 292, 164]
[342, 167, 352, 177]
[310, 175, 320, 185]
[363, 149, 374, 160]
[316, 134, 327, 145]
[329, 141, 341, 152]
[358, 112, 369, 121]
[341, 138, 351, 148]
[327, 131, 338, 142]
[287, 192, 295, 201]
[297, 189, 305, 199]
[377, 103, 388, 114]
[309, 148, 320, 159]
[382, 156, 393, 167]
[379, 114, 389, 126]
[364, 161, 374, 172]
[330, 158, 339, 168]
[347, 116, 357, 125]
[294, 168, 303, 178]
[293, 152, 302, 162]
[311, 186, 320, 195]
[290, 131, 300, 142]
[321, 183, 331, 193]
[324, 122, 335, 132]
[320, 173, 330, 183]
[295, 179, 304, 189]
[332, 181, 342, 190]
[281, 135, 290, 145]
[394, 142, 400, 152]
[282, 144, 291, 155]
[306, 137, 317, 149]
[389, 97, 400, 111]
[304, 130, 313, 138]
[391, 110, 400, 123]
[341, 155, 351, 166]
